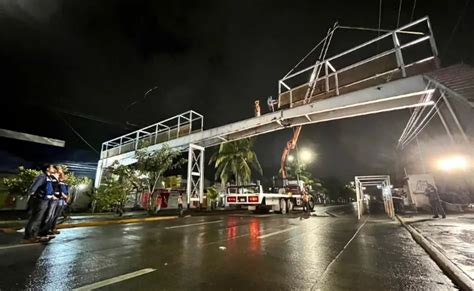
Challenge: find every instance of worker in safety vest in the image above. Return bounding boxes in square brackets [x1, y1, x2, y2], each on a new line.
[425, 184, 446, 219]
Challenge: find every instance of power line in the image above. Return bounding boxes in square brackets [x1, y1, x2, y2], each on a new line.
[58, 115, 100, 155]
[125, 86, 159, 111]
[377, 0, 383, 51]
[410, 0, 417, 22]
[441, 0, 471, 59]
[396, 0, 403, 28]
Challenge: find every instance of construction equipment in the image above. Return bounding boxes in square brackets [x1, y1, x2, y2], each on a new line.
[280, 24, 336, 179]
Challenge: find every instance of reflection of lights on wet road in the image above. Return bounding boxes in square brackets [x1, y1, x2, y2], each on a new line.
[226, 217, 239, 239]
[248, 219, 260, 253]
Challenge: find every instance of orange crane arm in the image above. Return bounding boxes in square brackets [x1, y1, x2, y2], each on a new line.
[280, 125, 302, 179]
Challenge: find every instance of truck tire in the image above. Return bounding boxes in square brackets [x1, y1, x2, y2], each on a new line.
[287, 199, 294, 213]
[280, 198, 287, 214]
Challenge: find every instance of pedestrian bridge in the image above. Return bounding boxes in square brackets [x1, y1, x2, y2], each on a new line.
[95, 17, 454, 202]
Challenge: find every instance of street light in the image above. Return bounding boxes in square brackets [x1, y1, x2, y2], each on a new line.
[298, 148, 315, 163]
[436, 155, 469, 172]
[288, 155, 295, 162]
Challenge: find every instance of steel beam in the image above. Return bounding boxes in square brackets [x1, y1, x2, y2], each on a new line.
[98, 75, 431, 169]
[0, 128, 65, 147]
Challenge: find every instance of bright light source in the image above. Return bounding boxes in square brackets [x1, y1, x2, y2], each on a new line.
[436, 156, 469, 171]
[288, 155, 294, 162]
[77, 183, 88, 190]
[298, 148, 315, 163]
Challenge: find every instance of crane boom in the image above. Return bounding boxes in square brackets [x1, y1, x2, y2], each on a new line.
[279, 23, 336, 179]
[280, 126, 302, 179]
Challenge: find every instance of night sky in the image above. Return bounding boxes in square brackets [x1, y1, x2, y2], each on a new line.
[0, 0, 472, 182]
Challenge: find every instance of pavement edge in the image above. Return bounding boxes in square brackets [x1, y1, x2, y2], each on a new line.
[396, 215, 474, 291]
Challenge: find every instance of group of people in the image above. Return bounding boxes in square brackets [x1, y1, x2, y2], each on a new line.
[23, 164, 69, 244]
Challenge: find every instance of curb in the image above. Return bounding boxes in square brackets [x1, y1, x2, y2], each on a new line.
[325, 211, 338, 217]
[0, 216, 178, 233]
[396, 215, 473, 291]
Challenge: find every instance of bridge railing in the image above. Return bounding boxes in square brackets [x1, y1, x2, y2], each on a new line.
[278, 17, 439, 108]
[100, 110, 204, 159]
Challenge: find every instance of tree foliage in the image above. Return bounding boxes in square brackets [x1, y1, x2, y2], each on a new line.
[2, 167, 41, 196]
[281, 159, 315, 186]
[2, 166, 91, 197]
[209, 138, 262, 185]
[92, 178, 128, 212]
[207, 185, 218, 201]
[108, 144, 185, 212]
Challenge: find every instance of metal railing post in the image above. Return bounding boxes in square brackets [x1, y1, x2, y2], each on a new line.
[135, 132, 139, 150]
[177, 116, 181, 138]
[392, 32, 407, 77]
[426, 17, 440, 68]
[189, 111, 193, 134]
[335, 73, 340, 95]
[325, 62, 329, 92]
[290, 91, 293, 108]
[119, 138, 122, 154]
[154, 125, 158, 144]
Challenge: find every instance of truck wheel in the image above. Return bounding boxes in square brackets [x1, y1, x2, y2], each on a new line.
[280, 198, 287, 214]
[308, 198, 315, 211]
[287, 199, 294, 213]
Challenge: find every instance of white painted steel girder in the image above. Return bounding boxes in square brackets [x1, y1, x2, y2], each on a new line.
[98, 75, 431, 170]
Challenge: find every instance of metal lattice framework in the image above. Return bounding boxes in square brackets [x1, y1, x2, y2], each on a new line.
[186, 144, 205, 204]
[355, 175, 394, 220]
[100, 110, 203, 159]
[278, 16, 439, 109]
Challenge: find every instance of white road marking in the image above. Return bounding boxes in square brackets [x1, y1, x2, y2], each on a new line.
[165, 220, 223, 229]
[258, 226, 299, 239]
[73, 268, 156, 290]
[0, 243, 42, 250]
[312, 218, 368, 290]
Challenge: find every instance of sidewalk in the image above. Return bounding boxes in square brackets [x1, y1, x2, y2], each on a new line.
[398, 213, 474, 288]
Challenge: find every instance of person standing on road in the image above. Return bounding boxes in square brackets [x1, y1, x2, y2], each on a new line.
[50, 168, 69, 234]
[425, 184, 446, 219]
[302, 190, 310, 213]
[23, 164, 55, 243]
[177, 193, 184, 216]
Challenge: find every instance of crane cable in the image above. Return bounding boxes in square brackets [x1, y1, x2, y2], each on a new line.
[409, 0, 417, 22]
[396, 0, 403, 28]
[57, 114, 100, 154]
[441, 0, 471, 59]
[400, 95, 444, 148]
[377, 0, 383, 51]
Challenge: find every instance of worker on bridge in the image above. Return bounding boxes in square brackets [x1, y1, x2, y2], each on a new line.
[254, 100, 261, 117]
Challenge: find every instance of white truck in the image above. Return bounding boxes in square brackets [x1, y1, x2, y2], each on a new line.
[225, 182, 315, 214]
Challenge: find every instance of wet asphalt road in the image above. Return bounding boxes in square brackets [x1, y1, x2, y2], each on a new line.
[0, 206, 456, 290]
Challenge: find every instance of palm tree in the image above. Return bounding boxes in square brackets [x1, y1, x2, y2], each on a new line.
[209, 138, 263, 185]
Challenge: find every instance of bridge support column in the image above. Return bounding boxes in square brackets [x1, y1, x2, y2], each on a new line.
[186, 144, 205, 207]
